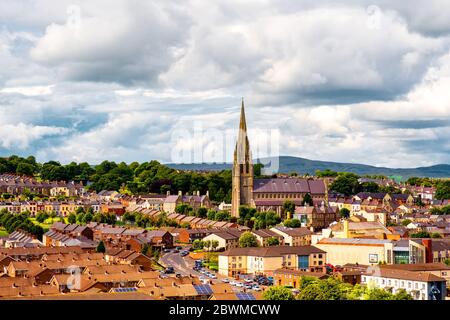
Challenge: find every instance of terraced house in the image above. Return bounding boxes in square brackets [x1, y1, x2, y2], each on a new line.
[218, 246, 326, 277]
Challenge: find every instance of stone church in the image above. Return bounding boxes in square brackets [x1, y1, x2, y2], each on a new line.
[231, 100, 327, 217]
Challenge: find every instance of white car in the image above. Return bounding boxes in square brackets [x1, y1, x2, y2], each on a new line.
[235, 282, 244, 287]
[252, 285, 262, 291]
[222, 278, 230, 283]
[209, 273, 217, 279]
[229, 280, 237, 286]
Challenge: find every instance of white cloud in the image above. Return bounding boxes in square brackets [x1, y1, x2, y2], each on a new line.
[0, 85, 54, 96]
[0, 123, 69, 149]
[0, 0, 449, 168]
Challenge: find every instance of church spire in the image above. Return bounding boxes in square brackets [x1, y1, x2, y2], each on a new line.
[239, 97, 247, 132]
[231, 98, 254, 217]
[235, 97, 250, 164]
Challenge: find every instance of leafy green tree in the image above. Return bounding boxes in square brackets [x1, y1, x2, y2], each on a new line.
[141, 243, 150, 256]
[360, 182, 380, 193]
[96, 241, 106, 253]
[282, 200, 295, 218]
[1, 193, 13, 200]
[263, 286, 295, 300]
[392, 289, 413, 300]
[267, 237, 280, 246]
[431, 232, 442, 238]
[283, 218, 301, 228]
[76, 211, 85, 224]
[211, 240, 219, 251]
[435, 181, 450, 200]
[36, 211, 49, 223]
[192, 239, 204, 250]
[296, 277, 351, 300]
[196, 207, 208, 218]
[401, 219, 412, 226]
[214, 211, 230, 221]
[203, 240, 211, 251]
[207, 209, 217, 220]
[175, 204, 193, 215]
[253, 163, 264, 177]
[239, 232, 258, 248]
[302, 193, 313, 206]
[315, 169, 339, 177]
[363, 288, 395, 300]
[16, 162, 36, 176]
[330, 172, 361, 196]
[339, 208, 350, 219]
[82, 212, 93, 224]
[410, 231, 431, 238]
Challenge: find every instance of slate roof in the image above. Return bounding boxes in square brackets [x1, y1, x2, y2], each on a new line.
[253, 178, 325, 194]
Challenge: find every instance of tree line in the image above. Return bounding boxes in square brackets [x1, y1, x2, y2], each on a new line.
[0, 209, 45, 239]
[3, 155, 449, 202]
[263, 276, 413, 300]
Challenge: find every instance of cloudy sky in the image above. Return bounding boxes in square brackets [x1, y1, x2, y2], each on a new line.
[1, 0, 450, 168]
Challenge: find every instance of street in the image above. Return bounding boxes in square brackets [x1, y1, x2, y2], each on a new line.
[159, 251, 257, 293]
[159, 251, 223, 284]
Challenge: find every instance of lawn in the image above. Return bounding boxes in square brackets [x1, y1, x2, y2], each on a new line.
[203, 252, 219, 271]
[29, 217, 67, 229]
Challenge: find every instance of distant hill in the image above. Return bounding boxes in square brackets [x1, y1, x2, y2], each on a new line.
[166, 156, 450, 179]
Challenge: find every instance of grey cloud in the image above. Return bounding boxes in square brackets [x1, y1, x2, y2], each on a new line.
[376, 119, 450, 129]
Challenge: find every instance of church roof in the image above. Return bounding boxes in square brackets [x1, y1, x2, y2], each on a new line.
[253, 178, 325, 195]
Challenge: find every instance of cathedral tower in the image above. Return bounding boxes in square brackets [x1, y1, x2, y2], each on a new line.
[231, 98, 254, 217]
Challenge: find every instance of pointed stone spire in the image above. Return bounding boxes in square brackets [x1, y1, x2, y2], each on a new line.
[239, 97, 247, 131]
[235, 97, 251, 165]
[231, 98, 254, 217]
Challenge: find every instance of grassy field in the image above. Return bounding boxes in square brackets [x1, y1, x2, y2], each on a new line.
[29, 217, 68, 230]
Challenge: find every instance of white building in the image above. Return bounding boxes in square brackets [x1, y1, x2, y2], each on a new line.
[362, 267, 446, 300]
[218, 202, 232, 212]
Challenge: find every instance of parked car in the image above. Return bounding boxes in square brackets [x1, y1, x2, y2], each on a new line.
[252, 285, 261, 291]
[222, 278, 230, 283]
[176, 246, 182, 250]
[229, 280, 237, 286]
[244, 284, 253, 290]
[163, 248, 171, 253]
[235, 282, 244, 287]
[165, 266, 175, 274]
[180, 251, 189, 257]
[209, 273, 217, 279]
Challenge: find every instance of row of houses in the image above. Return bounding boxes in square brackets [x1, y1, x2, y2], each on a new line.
[98, 190, 212, 214]
[0, 245, 262, 300]
[0, 200, 125, 217]
[0, 173, 84, 196]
